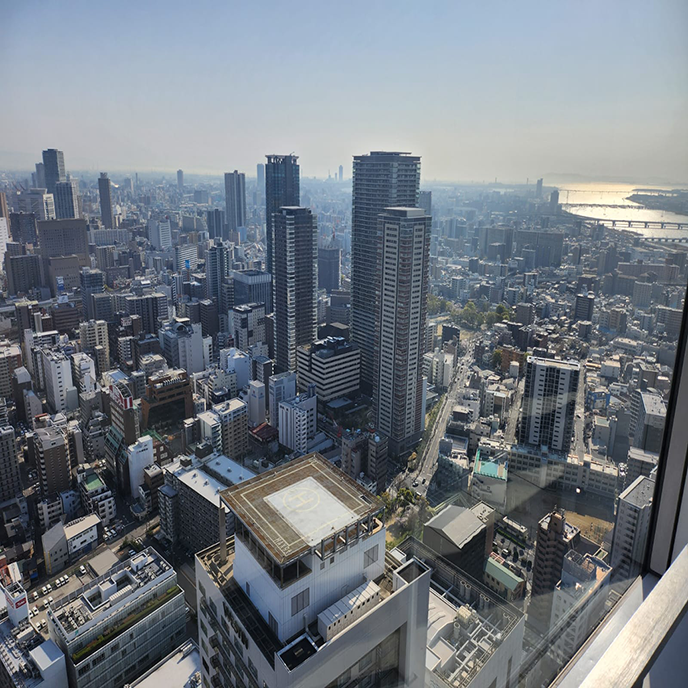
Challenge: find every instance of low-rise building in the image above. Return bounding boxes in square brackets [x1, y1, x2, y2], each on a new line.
[296, 336, 360, 402]
[47, 549, 186, 688]
[42, 513, 101, 575]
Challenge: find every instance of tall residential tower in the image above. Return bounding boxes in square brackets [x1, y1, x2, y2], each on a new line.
[265, 154, 300, 274]
[351, 151, 420, 395]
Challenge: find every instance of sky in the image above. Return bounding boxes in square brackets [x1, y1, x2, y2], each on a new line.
[2, 0, 687, 184]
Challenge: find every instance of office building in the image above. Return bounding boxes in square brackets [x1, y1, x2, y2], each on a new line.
[233, 268, 272, 312]
[318, 236, 341, 292]
[18, 188, 55, 220]
[549, 552, 612, 663]
[9, 211, 38, 244]
[177, 168, 184, 192]
[202, 398, 249, 459]
[30, 425, 71, 496]
[126, 435, 154, 499]
[375, 208, 430, 456]
[273, 207, 318, 372]
[125, 639, 200, 688]
[341, 429, 389, 494]
[0, 424, 22, 503]
[247, 380, 266, 426]
[296, 336, 360, 402]
[265, 154, 300, 273]
[517, 356, 580, 454]
[159, 449, 253, 551]
[42, 348, 78, 413]
[256, 162, 265, 200]
[224, 170, 246, 233]
[37, 218, 89, 278]
[79, 268, 105, 320]
[422, 505, 488, 581]
[196, 453, 429, 688]
[148, 218, 172, 250]
[140, 369, 193, 430]
[529, 510, 581, 633]
[0, 190, 7, 221]
[205, 242, 232, 304]
[278, 386, 317, 453]
[268, 371, 297, 426]
[42, 148, 65, 194]
[78, 469, 116, 525]
[104, 377, 140, 486]
[515, 229, 564, 268]
[159, 317, 206, 374]
[96, 172, 113, 228]
[125, 292, 168, 333]
[351, 151, 420, 395]
[611, 474, 656, 581]
[47, 549, 186, 688]
[574, 291, 595, 322]
[5, 253, 40, 296]
[231, 302, 266, 350]
[173, 243, 198, 272]
[206, 208, 225, 241]
[54, 179, 80, 219]
[0, 341, 22, 398]
[418, 189, 432, 216]
[79, 319, 109, 370]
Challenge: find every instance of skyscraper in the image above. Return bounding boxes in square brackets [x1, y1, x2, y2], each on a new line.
[206, 208, 225, 240]
[574, 291, 595, 322]
[375, 208, 430, 456]
[42, 148, 65, 194]
[98, 172, 114, 228]
[79, 268, 105, 320]
[273, 207, 317, 372]
[265, 154, 300, 274]
[518, 356, 580, 453]
[351, 151, 420, 395]
[224, 170, 246, 233]
[318, 235, 341, 292]
[419, 189, 432, 217]
[54, 180, 80, 219]
[0, 191, 8, 221]
[338, 163, 344, 181]
[256, 162, 265, 201]
[177, 168, 184, 192]
[205, 242, 232, 304]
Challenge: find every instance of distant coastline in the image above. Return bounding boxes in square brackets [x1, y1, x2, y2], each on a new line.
[627, 191, 688, 217]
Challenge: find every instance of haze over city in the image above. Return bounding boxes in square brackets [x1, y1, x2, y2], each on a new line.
[2, 0, 687, 183]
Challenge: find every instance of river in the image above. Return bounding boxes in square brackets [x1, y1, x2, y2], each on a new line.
[557, 182, 688, 238]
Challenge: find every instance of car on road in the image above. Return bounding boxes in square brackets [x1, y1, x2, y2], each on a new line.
[128, 549, 136, 557]
[412, 480, 419, 487]
[502, 548, 510, 557]
[421, 478, 426, 484]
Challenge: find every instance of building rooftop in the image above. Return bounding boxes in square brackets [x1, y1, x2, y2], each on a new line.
[640, 391, 667, 417]
[49, 548, 176, 642]
[0, 617, 63, 688]
[220, 452, 383, 565]
[474, 459, 508, 481]
[485, 557, 523, 591]
[620, 475, 656, 508]
[125, 639, 200, 688]
[424, 506, 485, 549]
[81, 472, 105, 493]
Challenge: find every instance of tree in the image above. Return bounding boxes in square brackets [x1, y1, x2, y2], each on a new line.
[492, 349, 503, 369]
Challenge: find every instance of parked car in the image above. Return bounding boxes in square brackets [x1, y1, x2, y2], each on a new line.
[48, 596, 53, 605]
[32, 591, 38, 601]
[32, 607, 38, 617]
[79, 566, 86, 575]
[41, 586, 47, 595]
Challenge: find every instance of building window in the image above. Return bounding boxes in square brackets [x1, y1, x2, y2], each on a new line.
[363, 544, 378, 568]
[269, 612, 278, 636]
[291, 588, 310, 616]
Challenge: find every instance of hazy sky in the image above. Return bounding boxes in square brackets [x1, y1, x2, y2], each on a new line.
[2, 0, 687, 183]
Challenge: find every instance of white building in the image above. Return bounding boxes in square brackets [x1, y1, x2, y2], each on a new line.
[70, 352, 96, 393]
[42, 349, 78, 413]
[248, 380, 266, 426]
[47, 549, 186, 688]
[279, 386, 317, 453]
[610, 474, 656, 581]
[517, 357, 580, 453]
[423, 348, 454, 391]
[127, 435, 154, 500]
[78, 469, 116, 525]
[159, 318, 205, 374]
[549, 551, 612, 663]
[149, 218, 172, 250]
[42, 513, 101, 575]
[196, 453, 431, 688]
[296, 336, 360, 402]
[269, 370, 297, 426]
[18, 188, 55, 220]
[230, 302, 266, 350]
[220, 346, 251, 389]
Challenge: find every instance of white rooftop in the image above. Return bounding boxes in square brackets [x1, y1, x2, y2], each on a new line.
[265, 476, 357, 547]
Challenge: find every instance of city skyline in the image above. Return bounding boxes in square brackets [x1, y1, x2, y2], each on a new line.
[2, 1, 687, 184]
